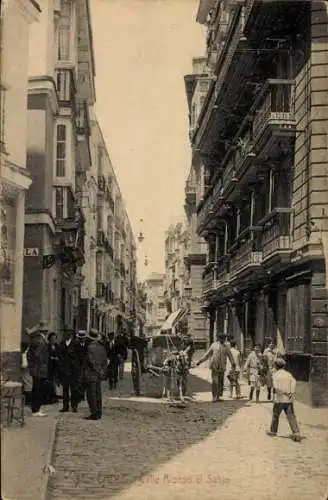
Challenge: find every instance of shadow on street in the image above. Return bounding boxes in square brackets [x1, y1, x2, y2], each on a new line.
[48, 373, 247, 499]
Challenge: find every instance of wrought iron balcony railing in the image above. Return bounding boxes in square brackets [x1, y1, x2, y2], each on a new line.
[230, 240, 262, 279]
[252, 79, 296, 142]
[261, 208, 293, 261]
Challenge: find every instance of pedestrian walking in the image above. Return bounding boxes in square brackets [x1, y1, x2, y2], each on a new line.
[47, 332, 60, 403]
[58, 327, 81, 413]
[195, 335, 236, 402]
[244, 343, 265, 402]
[227, 340, 241, 399]
[26, 321, 49, 417]
[266, 358, 301, 442]
[83, 328, 108, 420]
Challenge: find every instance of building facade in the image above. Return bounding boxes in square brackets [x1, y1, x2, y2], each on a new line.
[0, 0, 41, 380]
[184, 57, 209, 345]
[190, 0, 328, 406]
[163, 221, 190, 335]
[91, 118, 137, 334]
[23, 0, 95, 333]
[143, 273, 166, 336]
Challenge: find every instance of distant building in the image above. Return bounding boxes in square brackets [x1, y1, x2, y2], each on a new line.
[162, 221, 190, 336]
[143, 273, 166, 336]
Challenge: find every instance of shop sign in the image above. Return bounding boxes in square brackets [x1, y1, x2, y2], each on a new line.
[24, 248, 39, 257]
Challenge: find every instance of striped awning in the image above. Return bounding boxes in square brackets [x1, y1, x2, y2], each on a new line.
[160, 308, 187, 332]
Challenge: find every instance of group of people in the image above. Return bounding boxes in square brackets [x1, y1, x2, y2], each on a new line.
[195, 335, 301, 442]
[22, 321, 130, 421]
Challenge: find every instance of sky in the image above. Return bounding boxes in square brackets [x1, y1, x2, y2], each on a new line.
[91, 0, 205, 281]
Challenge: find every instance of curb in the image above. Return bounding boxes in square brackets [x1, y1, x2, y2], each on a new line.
[41, 417, 59, 500]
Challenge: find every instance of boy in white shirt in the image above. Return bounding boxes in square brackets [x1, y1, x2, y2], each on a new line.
[266, 358, 301, 442]
[227, 340, 241, 399]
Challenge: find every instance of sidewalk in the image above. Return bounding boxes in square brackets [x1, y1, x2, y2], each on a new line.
[110, 366, 328, 500]
[1, 404, 58, 500]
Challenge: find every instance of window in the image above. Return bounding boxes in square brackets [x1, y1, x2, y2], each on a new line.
[55, 187, 65, 219]
[96, 252, 102, 282]
[0, 84, 8, 153]
[56, 71, 71, 101]
[0, 196, 17, 298]
[56, 124, 66, 177]
[57, 0, 71, 61]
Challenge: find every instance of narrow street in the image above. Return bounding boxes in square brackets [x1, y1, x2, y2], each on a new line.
[47, 365, 328, 500]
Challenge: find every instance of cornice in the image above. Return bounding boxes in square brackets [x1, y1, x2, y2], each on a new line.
[1, 157, 32, 191]
[13, 0, 41, 24]
[28, 76, 58, 115]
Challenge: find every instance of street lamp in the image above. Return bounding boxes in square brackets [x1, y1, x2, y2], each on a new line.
[137, 218, 145, 243]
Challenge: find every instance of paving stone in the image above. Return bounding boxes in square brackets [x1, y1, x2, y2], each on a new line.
[48, 365, 328, 500]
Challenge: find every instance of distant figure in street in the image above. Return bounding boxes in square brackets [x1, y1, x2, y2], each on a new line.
[263, 340, 278, 401]
[196, 335, 236, 402]
[107, 332, 119, 390]
[76, 330, 89, 402]
[26, 321, 49, 417]
[266, 358, 301, 442]
[47, 332, 60, 404]
[115, 329, 129, 380]
[183, 334, 195, 369]
[83, 329, 108, 420]
[58, 327, 81, 413]
[244, 344, 265, 402]
[227, 340, 241, 399]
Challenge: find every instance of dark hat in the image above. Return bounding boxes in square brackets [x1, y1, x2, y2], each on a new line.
[87, 328, 101, 341]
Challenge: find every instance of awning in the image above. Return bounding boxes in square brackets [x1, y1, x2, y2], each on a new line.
[160, 308, 187, 332]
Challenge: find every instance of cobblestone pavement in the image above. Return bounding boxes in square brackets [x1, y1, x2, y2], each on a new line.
[48, 364, 328, 500]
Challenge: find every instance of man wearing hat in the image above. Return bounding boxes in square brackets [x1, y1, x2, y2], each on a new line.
[26, 321, 49, 417]
[76, 330, 89, 402]
[57, 326, 80, 413]
[266, 358, 301, 442]
[83, 329, 108, 420]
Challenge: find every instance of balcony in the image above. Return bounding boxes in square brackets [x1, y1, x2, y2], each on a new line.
[252, 79, 296, 157]
[96, 282, 106, 298]
[97, 230, 105, 247]
[260, 208, 293, 265]
[98, 175, 105, 192]
[229, 239, 262, 281]
[75, 101, 91, 137]
[185, 180, 197, 205]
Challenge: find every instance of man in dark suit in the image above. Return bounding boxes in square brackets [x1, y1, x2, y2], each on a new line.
[26, 321, 49, 417]
[58, 327, 80, 413]
[83, 329, 108, 420]
[76, 330, 89, 402]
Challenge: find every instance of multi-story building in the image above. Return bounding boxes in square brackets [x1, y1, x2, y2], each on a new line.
[135, 281, 147, 337]
[144, 273, 166, 336]
[0, 0, 41, 380]
[184, 57, 209, 345]
[91, 119, 137, 334]
[162, 221, 190, 335]
[23, 0, 95, 332]
[189, 0, 328, 406]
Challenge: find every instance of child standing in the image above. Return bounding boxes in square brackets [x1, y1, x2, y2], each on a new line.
[227, 340, 241, 399]
[266, 358, 301, 442]
[244, 343, 264, 402]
